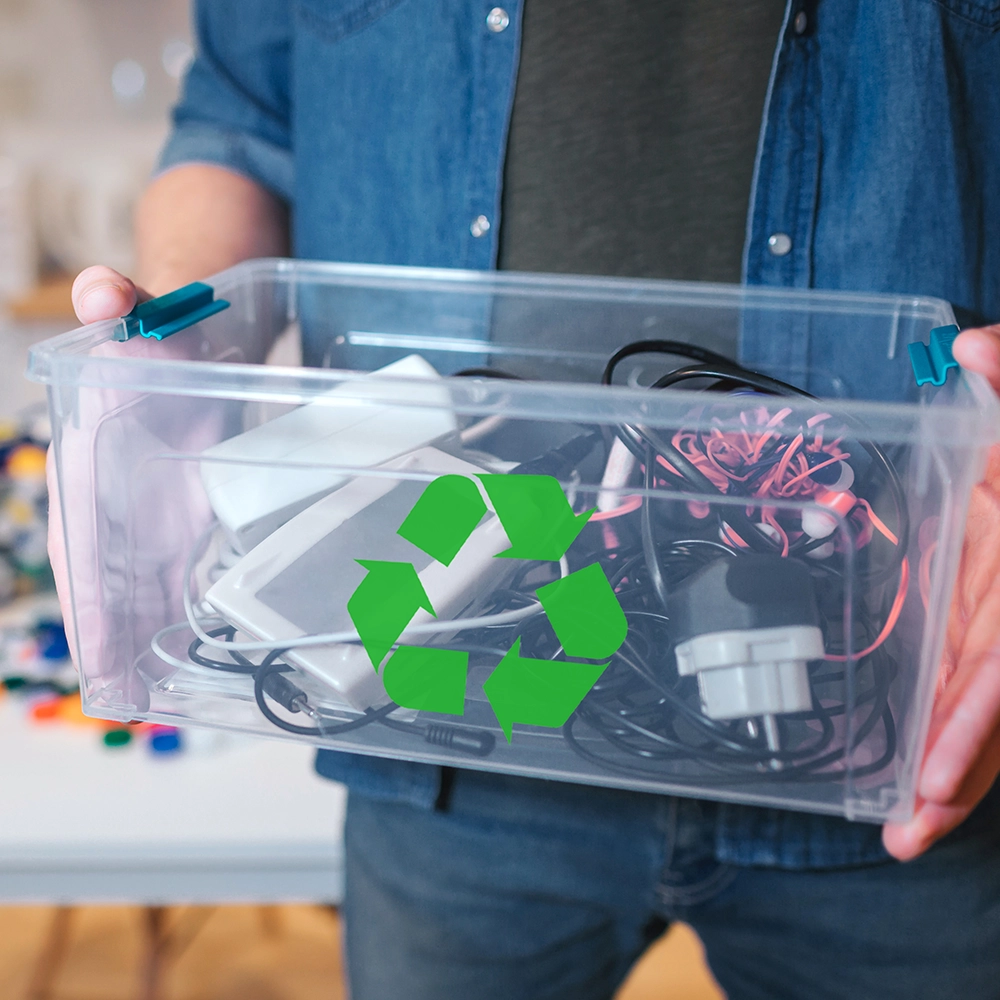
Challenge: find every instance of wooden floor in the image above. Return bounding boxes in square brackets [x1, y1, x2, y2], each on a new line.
[0, 905, 723, 1000]
[619, 925, 723, 1000]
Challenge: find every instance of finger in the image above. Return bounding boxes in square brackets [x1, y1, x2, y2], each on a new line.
[919, 642, 1000, 804]
[882, 738, 1000, 860]
[953, 326, 1000, 394]
[882, 799, 966, 861]
[71, 266, 149, 325]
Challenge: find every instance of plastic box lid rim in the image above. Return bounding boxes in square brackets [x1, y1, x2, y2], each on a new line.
[24, 259, 1000, 447]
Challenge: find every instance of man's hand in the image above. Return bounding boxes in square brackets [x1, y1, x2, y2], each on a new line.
[71, 265, 148, 324]
[883, 324, 1000, 860]
[49, 164, 289, 672]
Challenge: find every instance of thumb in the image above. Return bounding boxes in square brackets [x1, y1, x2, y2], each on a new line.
[952, 325, 1000, 395]
[71, 266, 150, 325]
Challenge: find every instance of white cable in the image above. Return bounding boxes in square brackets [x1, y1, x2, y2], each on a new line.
[459, 413, 506, 444]
[151, 622, 199, 671]
[598, 436, 637, 512]
[150, 621, 257, 678]
[565, 469, 580, 510]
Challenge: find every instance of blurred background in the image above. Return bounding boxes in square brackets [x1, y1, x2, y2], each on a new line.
[0, 0, 189, 414]
[0, 3, 722, 997]
[0, 0, 188, 302]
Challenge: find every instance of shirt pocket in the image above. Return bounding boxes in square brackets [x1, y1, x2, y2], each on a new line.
[928, 0, 1000, 31]
[294, 0, 410, 42]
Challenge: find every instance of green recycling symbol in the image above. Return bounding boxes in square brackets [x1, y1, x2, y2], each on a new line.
[346, 474, 628, 742]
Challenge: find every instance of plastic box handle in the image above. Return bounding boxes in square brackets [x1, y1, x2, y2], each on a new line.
[114, 282, 230, 342]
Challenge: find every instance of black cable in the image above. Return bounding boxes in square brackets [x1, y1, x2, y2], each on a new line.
[650, 362, 812, 396]
[188, 626, 258, 673]
[510, 430, 602, 478]
[246, 649, 496, 755]
[252, 653, 386, 737]
[641, 444, 669, 610]
[453, 367, 523, 380]
[601, 340, 741, 386]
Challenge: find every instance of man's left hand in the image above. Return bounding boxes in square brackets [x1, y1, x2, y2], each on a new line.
[883, 324, 1000, 860]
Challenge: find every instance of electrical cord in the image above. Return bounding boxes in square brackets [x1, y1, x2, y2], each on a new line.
[635, 360, 910, 579]
[185, 643, 499, 755]
[542, 341, 909, 782]
[641, 444, 670, 610]
[453, 366, 524, 444]
[601, 340, 744, 387]
[453, 367, 523, 380]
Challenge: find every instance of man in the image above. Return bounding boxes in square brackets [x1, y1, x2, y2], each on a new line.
[66, 2, 1000, 996]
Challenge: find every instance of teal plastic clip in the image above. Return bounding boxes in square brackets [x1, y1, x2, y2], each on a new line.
[908, 324, 960, 387]
[114, 282, 230, 342]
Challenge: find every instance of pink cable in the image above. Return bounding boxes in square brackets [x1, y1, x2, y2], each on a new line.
[750, 407, 793, 462]
[779, 453, 841, 495]
[773, 432, 804, 488]
[761, 508, 790, 557]
[825, 558, 910, 662]
[858, 498, 899, 546]
[590, 495, 643, 521]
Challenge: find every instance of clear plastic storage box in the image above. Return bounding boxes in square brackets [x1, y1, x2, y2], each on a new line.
[28, 260, 999, 822]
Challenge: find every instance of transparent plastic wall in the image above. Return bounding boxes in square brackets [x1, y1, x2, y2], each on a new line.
[29, 261, 998, 822]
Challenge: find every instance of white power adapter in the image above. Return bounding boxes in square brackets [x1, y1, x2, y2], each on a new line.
[667, 554, 825, 752]
[200, 354, 456, 552]
[674, 624, 824, 721]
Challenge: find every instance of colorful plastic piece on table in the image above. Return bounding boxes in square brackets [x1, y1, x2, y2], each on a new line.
[35, 620, 70, 660]
[30, 697, 62, 721]
[114, 282, 230, 342]
[908, 324, 961, 387]
[5, 443, 47, 479]
[29, 693, 103, 727]
[103, 728, 132, 748]
[149, 729, 183, 754]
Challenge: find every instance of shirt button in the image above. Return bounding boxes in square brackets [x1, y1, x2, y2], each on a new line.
[767, 232, 793, 257]
[486, 7, 510, 32]
[471, 214, 491, 238]
[793, 10, 808, 34]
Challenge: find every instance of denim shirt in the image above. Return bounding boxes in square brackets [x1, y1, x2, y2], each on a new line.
[160, 0, 1000, 868]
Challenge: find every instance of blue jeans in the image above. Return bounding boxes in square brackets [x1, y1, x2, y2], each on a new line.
[342, 769, 1000, 999]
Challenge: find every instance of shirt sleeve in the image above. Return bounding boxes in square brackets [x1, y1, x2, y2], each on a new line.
[157, 0, 293, 202]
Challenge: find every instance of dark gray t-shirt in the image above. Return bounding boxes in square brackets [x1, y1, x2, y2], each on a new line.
[498, 0, 787, 283]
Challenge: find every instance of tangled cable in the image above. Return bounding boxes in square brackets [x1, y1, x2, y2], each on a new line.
[184, 624, 497, 755]
[157, 338, 909, 787]
[537, 340, 909, 780]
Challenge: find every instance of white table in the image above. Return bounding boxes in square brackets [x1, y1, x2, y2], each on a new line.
[0, 697, 347, 904]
